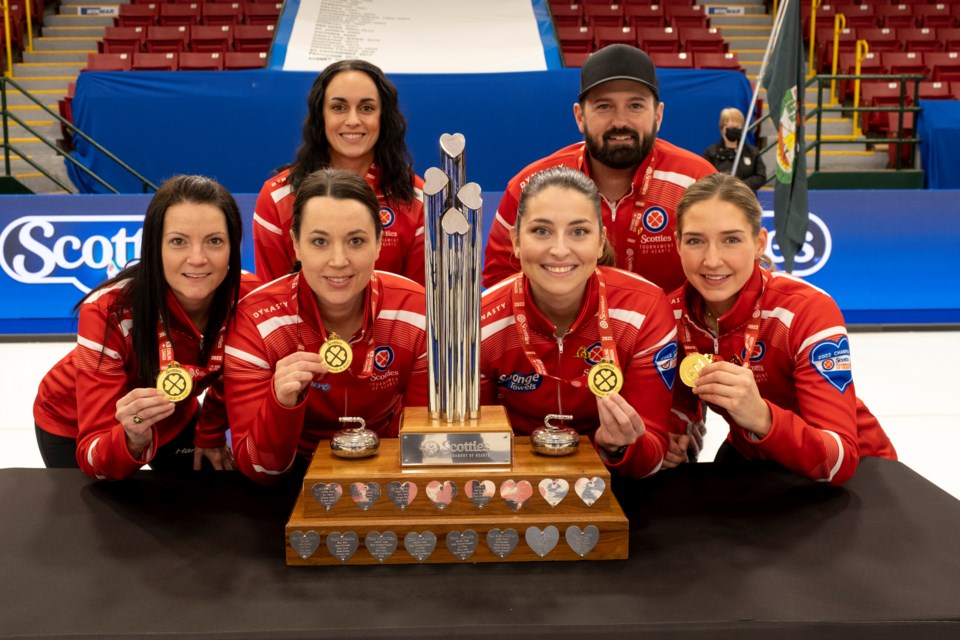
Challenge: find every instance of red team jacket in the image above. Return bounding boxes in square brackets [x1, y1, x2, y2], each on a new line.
[669, 264, 897, 486]
[223, 271, 428, 485]
[252, 164, 426, 284]
[481, 140, 716, 293]
[479, 268, 679, 478]
[34, 273, 260, 480]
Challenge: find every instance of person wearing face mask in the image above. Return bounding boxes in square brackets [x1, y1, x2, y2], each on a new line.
[703, 107, 766, 193]
[482, 44, 716, 294]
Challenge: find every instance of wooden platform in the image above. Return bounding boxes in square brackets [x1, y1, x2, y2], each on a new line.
[285, 437, 629, 565]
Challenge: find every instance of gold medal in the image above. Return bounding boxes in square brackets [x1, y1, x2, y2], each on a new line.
[587, 361, 623, 398]
[319, 333, 353, 373]
[679, 353, 713, 387]
[156, 361, 193, 402]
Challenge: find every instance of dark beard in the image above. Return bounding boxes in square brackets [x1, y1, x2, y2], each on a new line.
[584, 126, 655, 170]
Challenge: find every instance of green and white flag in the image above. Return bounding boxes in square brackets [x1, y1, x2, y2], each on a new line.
[763, 0, 808, 272]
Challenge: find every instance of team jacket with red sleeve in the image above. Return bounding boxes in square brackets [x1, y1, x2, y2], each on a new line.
[35, 273, 262, 479]
[669, 264, 897, 486]
[253, 165, 426, 285]
[479, 267, 678, 479]
[223, 271, 428, 485]
[482, 139, 716, 293]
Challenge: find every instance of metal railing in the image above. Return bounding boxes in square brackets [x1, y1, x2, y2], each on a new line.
[1, 76, 157, 193]
[748, 72, 925, 183]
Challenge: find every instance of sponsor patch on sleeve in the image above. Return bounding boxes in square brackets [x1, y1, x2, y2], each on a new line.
[654, 341, 678, 391]
[809, 336, 853, 393]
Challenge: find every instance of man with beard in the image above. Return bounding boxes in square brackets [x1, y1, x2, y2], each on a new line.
[482, 44, 716, 292]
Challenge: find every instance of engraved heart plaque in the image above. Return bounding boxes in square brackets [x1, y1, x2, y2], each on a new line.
[364, 531, 398, 563]
[403, 531, 437, 562]
[425, 480, 457, 510]
[311, 482, 342, 510]
[525, 525, 559, 557]
[289, 530, 320, 560]
[500, 479, 533, 511]
[349, 482, 381, 511]
[565, 525, 600, 557]
[465, 479, 496, 508]
[326, 531, 359, 562]
[386, 481, 418, 510]
[486, 528, 519, 558]
[538, 478, 569, 507]
[574, 476, 606, 506]
[445, 529, 479, 561]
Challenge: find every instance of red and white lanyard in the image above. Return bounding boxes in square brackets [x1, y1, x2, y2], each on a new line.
[510, 269, 619, 386]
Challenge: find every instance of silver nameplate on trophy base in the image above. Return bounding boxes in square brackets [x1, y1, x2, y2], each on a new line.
[400, 431, 512, 466]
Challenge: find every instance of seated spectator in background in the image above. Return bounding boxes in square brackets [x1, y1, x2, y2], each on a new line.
[703, 107, 766, 192]
[480, 167, 678, 479]
[483, 43, 716, 294]
[665, 174, 896, 485]
[226, 169, 427, 485]
[253, 59, 425, 285]
[34, 175, 258, 478]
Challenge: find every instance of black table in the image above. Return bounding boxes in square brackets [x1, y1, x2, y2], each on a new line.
[2, 459, 959, 639]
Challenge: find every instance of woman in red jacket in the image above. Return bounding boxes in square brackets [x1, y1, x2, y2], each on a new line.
[666, 173, 896, 484]
[479, 166, 678, 478]
[253, 59, 425, 284]
[226, 168, 428, 485]
[34, 175, 253, 479]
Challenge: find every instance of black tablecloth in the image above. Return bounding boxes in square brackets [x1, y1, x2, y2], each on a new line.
[1, 458, 959, 639]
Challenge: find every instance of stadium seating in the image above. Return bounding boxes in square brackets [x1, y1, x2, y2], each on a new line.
[649, 51, 693, 69]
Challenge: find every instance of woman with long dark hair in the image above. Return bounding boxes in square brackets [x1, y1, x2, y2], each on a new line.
[34, 175, 256, 478]
[253, 59, 425, 285]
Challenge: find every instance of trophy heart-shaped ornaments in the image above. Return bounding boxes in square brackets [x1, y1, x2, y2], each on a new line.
[538, 478, 569, 507]
[499, 479, 533, 511]
[289, 531, 320, 560]
[425, 480, 457, 509]
[386, 481, 418, 510]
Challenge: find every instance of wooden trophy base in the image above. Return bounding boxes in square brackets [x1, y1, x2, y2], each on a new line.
[285, 426, 630, 565]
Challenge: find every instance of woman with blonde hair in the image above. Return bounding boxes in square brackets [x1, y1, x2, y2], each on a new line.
[665, 173, 895, 484]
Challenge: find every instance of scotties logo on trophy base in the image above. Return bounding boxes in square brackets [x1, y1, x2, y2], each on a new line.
[285, 135, 628, 565]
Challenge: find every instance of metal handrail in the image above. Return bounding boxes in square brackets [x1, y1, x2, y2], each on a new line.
[1, 76, 157, 193]
[748, 72, 925, 180]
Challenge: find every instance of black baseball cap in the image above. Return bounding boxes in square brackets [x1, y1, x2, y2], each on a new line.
[578, 44, 660, 102]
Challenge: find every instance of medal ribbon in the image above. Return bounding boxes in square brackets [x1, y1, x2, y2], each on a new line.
[510, 269, 619, 387]
[678, 269, 768, 368]
[291, 271, 381, 379]
[157, 323, 225, 387]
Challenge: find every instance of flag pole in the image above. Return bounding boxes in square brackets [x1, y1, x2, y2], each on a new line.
[733, 0, 792, 175]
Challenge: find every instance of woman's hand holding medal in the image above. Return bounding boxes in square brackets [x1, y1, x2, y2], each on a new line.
[690, 360, 772, 437]
[115, 388, 176, 458]
[273, 351, 330, 408]
[594, 392, 646, 458]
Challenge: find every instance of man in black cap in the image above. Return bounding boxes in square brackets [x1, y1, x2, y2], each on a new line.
[482, 44, 716, 293]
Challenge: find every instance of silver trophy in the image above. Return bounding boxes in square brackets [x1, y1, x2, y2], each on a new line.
[423, 133, 482, 423]
[400, 134, 512, 467]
